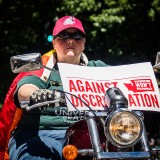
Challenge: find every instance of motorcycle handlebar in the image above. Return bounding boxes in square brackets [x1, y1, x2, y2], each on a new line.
[20, 89, 66, 111]
[20, 98, 65, 111]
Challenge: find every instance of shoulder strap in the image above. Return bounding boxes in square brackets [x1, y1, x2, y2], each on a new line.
[42, 49, 56, 66]
[92, 61, 97, 66]
[88, 60, 107, 67]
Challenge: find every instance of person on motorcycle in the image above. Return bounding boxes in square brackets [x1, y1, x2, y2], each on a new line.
[6, 16, 107, 160]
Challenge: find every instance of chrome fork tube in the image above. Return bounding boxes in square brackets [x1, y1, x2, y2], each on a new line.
[86, 112, 103, 154]
[135, 111, 150, 152]
[140, 120, 150, 152]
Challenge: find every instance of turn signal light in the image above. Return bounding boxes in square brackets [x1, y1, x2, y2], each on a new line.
[62, 145, 78, 160]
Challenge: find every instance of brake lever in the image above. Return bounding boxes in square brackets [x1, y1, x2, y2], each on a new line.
[20, 98, 66, 111]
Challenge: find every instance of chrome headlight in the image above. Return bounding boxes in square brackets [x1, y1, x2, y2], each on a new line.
[105, 110, 142, 148]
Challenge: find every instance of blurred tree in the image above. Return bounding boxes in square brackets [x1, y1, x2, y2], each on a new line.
[0, 0, 160, 104]
[58, 0, 160, 64]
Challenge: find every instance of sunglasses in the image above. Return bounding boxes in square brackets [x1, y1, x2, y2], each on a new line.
[54, 31, 86, 40]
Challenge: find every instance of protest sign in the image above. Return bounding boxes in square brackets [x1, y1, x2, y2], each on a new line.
[58, 62, 160, 112]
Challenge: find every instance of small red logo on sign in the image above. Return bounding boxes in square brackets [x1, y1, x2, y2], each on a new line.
[124, 79, 154, 92]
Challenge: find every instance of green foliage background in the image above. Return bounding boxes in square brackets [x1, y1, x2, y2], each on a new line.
[0, 0, 160, 105]
[0, 0, 160, 140]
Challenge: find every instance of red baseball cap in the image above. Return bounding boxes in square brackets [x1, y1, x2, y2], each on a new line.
[52, 16, 86, 36]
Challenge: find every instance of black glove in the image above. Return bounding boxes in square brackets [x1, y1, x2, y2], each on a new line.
[30, 89, 54, 103]
[29, 89, 66, 110]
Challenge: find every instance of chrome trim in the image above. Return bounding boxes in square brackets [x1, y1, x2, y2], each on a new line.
[86, 111, 103, 155]
[105, 109, 143, 148]
[96, 151, 151, 159]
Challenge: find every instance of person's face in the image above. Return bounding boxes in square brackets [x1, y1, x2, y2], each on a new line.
[52, 28, 86, 61]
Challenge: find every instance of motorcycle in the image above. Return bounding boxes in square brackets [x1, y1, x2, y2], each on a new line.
[10, 52, 160, 160]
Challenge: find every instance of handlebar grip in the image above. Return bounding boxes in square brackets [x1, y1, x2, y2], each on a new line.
[20, 89, 66, 110]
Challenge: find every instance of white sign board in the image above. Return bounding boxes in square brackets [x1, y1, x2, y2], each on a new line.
[58, 62, 160, 112]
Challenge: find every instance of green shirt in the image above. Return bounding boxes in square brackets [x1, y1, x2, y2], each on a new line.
[15, 60, 107, 130]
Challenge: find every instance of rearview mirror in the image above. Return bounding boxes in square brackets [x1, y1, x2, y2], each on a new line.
[153, 52, 160, 69]
[10, 53, 42, 73]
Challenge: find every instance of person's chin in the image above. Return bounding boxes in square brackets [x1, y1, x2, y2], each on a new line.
[66, 51, 75, 56]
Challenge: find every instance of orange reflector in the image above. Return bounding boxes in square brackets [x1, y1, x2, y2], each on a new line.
[62, 145, 78, 160]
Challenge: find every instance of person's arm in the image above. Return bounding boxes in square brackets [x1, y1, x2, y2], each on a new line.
[18, 84, 39, 102]
[14, 75, 47, 108]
